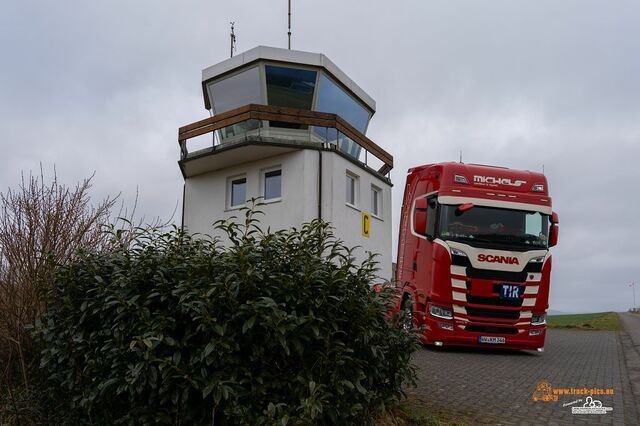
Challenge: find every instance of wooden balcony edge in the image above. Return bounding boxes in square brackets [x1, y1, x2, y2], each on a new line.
[177, 104, 393, 170]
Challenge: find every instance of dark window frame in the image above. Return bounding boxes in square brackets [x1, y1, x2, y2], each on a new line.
[371, 185, 382, 218]
[346, 173, 358, 207]
[230, 177, 247, 208]
[263, 169, 282, 201]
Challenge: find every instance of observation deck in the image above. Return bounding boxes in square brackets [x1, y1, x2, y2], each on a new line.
[177, 46, 392, 180]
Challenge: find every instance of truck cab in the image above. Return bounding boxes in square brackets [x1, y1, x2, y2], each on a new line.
[396, 162, 559, 351]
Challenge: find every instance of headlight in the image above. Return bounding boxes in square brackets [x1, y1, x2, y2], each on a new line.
[531, 313, 547, 326]
[451, 248, 468, 257]
[528, 256, 545, 264]
[430, 304, 453, 320]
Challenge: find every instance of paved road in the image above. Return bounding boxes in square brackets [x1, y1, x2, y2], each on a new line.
[618, 313, 640, 421]
[619, 312, 640, 347]
[410, 329, 636, 425]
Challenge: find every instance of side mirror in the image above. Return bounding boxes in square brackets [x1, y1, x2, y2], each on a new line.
[414, 198, 428, 235]
[549, 212, 559, 247]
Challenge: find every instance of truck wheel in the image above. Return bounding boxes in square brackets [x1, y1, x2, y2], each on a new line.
[400, 293, 414, 331]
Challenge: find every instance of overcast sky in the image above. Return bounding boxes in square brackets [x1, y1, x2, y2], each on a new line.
[1, 1, 639, 313]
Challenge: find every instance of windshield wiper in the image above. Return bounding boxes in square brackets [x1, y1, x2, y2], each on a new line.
[475, 233, 547, 247]
[443, 235, 493, 244]
[519, 234, 548, 247]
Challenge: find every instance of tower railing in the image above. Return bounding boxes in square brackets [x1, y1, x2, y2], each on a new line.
[178, 104, 393, 175]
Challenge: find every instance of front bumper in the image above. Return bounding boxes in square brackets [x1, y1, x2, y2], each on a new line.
[421, 314, 546, 351]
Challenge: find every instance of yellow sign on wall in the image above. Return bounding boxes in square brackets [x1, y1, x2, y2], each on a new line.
[362, 212, 370, 238]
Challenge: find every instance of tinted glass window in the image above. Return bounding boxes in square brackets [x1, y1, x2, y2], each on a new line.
[208, 67, 261, 115]
[264, 170, 282, 200]
[346, 175, 356, 205]
[438, 205, 549, 249]
[265, 66, 317, 110]
[426, 198, 437, 235]
[337, 136, 361, 159]
[371, 186, 380, 216]
[316, 74, 371, 133]
[525, 213, 543, 236]
[219, 119, 261, 142]
[231, 178, 246, 207]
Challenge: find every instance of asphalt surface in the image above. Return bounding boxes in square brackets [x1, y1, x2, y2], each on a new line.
[619, 312, 640, 348]
[410, 326, 638, 425]
[618, 313, 640, 422]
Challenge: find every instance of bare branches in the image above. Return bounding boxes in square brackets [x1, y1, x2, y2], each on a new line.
[0, 167, 115, 390]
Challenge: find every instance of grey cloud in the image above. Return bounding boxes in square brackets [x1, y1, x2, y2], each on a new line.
[1, 0, 639, 313]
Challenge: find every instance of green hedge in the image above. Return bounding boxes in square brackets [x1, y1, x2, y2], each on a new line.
[35, 210, 418, 425]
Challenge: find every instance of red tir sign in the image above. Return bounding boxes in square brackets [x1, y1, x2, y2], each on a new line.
[477, 254, 520, 265]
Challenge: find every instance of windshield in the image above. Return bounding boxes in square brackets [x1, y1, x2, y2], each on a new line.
[438, 204, 549, 249]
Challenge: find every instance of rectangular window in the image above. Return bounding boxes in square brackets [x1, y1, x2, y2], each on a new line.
[265, 65, 317, 110]
[371, 186, 381, 217]
[346, 173, 358, 206]
[264, 169, 282, 200]
[230, 177, 247, 207]
[316, 74, 371, 133]
[208, 66, 261, 115]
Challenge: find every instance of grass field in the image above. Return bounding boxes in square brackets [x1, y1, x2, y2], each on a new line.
[547, 312, 623, 331]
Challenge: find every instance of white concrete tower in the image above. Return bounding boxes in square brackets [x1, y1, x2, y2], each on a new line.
[178, 46, 394, 280]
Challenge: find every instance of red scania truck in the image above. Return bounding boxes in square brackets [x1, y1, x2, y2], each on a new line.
[396, 162, 559, 351]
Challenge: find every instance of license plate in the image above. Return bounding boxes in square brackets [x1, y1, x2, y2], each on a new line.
[478, 336, 506, 344]
[500, 284, 522, 300]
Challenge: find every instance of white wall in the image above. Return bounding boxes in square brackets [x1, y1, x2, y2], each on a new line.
[183, 150, 316, 238]
[183, 147, 392, 281]
[321, 153, 393, 281]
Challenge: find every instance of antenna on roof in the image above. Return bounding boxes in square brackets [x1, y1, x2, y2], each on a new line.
[287, 0, 292, 49]
[542, 164, 545, 175]
[459, 149, 463, 163]
[230, 22, 237, 58]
